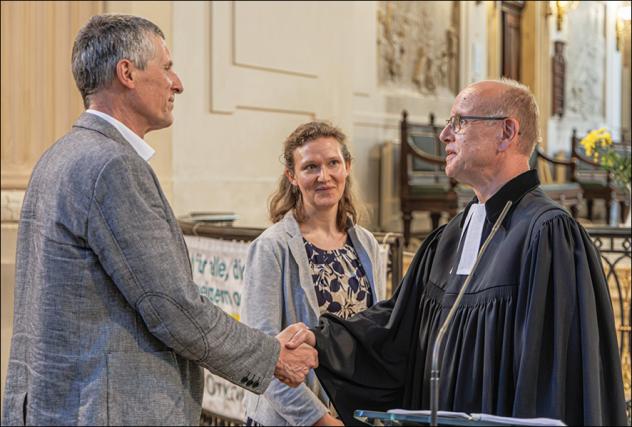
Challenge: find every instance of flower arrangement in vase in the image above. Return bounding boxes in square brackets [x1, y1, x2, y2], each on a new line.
[580, 128, 631, 227]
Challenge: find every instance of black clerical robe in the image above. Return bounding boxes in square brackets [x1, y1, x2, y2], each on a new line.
[313, 170, 627, 426]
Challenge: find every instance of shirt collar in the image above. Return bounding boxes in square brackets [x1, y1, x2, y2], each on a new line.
[86, 109, 155, 162]
[460, 169, 540, 227]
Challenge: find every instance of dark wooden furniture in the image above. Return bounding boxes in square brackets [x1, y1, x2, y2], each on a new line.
[551, 41, 566, 117]
[571, 129, 630, 223]
[399, 111, 472, 247]
[530, 146, 583, 218]
[501, 1, 525, 80]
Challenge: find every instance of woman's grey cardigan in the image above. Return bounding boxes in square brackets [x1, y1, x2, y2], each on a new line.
[241, 211, 386, 426]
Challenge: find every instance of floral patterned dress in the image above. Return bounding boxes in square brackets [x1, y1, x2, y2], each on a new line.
[303, 236, 373, 319]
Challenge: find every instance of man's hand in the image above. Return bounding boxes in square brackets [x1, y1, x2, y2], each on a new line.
[274, 323, 318, 387]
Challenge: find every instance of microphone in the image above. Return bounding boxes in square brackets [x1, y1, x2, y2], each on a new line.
[429, 200, 512, 426]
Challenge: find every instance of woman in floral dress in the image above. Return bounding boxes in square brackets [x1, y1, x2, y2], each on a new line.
[241, 121, 385, 426]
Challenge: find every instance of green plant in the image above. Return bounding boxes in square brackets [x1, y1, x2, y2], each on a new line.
[579, 128, 631, 189]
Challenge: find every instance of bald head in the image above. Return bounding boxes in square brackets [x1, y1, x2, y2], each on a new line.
[457, 81, 503, 109]
[458, 79, 540, 156]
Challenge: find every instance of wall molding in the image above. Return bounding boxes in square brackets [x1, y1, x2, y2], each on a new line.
[210, 1, 326, 115]
[235, 105, 315, 118]
[232, 1, 319, 78]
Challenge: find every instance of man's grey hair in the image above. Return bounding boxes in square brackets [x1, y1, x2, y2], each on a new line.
[475, 78, 541, 156]
[71, 14, 165, 108]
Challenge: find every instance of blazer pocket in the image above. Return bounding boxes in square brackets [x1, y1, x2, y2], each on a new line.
[106, 351, 188, 426]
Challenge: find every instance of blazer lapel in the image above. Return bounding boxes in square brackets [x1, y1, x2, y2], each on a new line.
[282, 212, 320, 322]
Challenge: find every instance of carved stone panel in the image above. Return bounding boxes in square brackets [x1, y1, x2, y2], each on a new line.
[377, 1, 459, 96]
[565, 1, 606, 120]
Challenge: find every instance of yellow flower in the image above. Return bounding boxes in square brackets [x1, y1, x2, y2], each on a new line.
[581, 135, 596, 157]
[579, 128, 631, 190]
[580, 128, 612, 161]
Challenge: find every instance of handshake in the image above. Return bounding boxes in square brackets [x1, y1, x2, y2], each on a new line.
[273, 322, 317, 387]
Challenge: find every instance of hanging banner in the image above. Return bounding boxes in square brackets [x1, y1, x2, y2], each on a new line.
[184, 235, 249, 422]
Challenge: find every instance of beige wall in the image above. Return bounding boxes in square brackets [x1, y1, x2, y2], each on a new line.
[1, 1, 98, 190]
[170, 1, 355, 227]
[167, 1, 491, 232]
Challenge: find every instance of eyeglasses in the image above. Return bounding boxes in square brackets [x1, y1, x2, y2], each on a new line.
[445, 114, 508, 134]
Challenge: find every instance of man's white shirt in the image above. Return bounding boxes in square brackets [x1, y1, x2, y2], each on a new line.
[86, 109, 155, 162]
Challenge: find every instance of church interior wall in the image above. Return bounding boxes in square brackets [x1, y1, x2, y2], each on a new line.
[547, 1, 623, 156]
[168, 1, 490, 231]
[1, 0, 629, 404]
[352, 1, 488, 231]
[170, 1, 355, 227]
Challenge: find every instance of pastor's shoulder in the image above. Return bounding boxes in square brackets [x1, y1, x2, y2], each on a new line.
[525, 200, 579, 249]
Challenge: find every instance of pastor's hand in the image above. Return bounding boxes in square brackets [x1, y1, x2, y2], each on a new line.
[282, 322, 316, 349]
[274, 323, 318, 387]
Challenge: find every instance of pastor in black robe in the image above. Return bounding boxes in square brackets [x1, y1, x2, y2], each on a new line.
[313, 170, 627, 426]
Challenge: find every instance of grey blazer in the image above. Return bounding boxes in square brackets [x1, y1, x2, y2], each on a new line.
[241, 211, 385, 426]
[1, 113, 279, 426]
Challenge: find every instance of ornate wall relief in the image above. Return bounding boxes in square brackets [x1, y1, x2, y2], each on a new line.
[377, 1, 459, 96]
[565, 2, 606, 120]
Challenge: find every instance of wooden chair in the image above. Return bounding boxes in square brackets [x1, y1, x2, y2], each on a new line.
[571, 129, 630, 223]
[530, 146, 583, 218]
[399, 110, 472, 247]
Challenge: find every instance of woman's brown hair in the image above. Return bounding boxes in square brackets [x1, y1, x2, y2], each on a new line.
[269, 121, 359, 230]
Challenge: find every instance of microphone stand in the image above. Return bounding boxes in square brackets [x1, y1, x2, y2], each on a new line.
[429, 201, 512, 426]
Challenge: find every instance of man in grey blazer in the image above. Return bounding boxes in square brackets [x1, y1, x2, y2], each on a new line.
[2, 14, 316, 426]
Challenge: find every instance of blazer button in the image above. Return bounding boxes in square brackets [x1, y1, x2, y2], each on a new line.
[253, 381, 260, 388]
[240, 377, 248, 383]
[246, 380, 254, 386]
